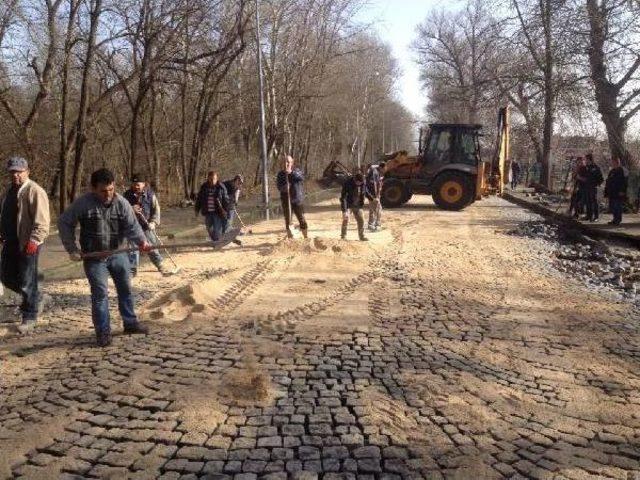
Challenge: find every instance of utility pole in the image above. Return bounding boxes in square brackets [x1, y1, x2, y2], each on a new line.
[255, 0, 270, 219]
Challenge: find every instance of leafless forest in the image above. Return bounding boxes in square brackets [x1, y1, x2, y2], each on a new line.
[1, 0, 639, 209]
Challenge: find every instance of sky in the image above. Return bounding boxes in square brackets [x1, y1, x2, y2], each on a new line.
[355, 0, 445, 119]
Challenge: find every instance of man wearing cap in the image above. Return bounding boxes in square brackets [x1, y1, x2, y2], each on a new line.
[0, 156, 50, 333]
[223, 174, 244, 233]
[58, 168, 152, 347]
[123, 174, 171, 276]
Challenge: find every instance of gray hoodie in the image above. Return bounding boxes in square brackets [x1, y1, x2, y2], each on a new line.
[58, 192, 145, 255]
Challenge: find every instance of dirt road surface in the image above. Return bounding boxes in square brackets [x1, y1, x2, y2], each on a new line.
[1, 196, 639, 479]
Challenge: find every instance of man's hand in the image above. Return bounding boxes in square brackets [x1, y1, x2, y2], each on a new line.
[139, 241, 152, 253]
[25, 240, 39, 256]
[69, 252, 83, 262]
[148, 222, 156, 231]
[342, 212, 349, 221]
[133, 204, 143, 214]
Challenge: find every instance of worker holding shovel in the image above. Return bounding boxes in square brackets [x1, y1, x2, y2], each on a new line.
[58, 168, 152, 347]
[123, 174, 174, 277]
[340, 172, 368, 241]
[276, 155, 308, 239]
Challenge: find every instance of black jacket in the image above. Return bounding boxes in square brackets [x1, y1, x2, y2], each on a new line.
[276, 169, 305, 205]
[604, 167, 627, 199]
[585, 163, 604, 187]
[340, 177, 368, 212]
[195, 181, 229, 217]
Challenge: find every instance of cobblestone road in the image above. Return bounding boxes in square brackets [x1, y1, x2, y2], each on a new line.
[1, 197, 639, 479]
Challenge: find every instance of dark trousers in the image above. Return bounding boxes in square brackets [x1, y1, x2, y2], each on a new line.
[0, 241, 40, 321]
[281, 198, 307, 231]
[609, 197, 623, 224]
[584, 186, 599, 220]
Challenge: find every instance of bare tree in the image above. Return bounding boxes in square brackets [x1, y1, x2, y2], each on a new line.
[584, 0, 640, 166]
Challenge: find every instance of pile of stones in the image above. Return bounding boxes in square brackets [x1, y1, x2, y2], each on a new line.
[507, 221, 640, 301]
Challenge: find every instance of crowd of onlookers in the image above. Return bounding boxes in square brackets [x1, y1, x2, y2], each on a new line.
[510, 155, 630, 226]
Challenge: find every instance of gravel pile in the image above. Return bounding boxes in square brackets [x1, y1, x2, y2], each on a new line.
[507, 220, 640, 301]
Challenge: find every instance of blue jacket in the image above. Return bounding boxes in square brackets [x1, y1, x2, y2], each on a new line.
[58, 193, 146, 254]
[276, 168, 304, 205]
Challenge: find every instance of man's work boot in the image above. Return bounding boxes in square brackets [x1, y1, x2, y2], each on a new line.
[359, 235, 369, 242]
[96, 331, 112, 347]
[17, 319, 36, 334]
[124, 322, 149, 335]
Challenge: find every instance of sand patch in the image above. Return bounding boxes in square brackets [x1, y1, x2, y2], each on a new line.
[175, 383, 228, 434]
[106, 366, 157, 398]
[141, 269, 245, 323]
[360, 388, 422, 444]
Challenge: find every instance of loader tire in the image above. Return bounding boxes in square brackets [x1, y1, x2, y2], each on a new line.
[381, 180, 409, 208]
[432, 173, 474, 211]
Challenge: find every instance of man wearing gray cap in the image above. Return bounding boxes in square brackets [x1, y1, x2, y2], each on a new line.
[0, 156, 50, 333]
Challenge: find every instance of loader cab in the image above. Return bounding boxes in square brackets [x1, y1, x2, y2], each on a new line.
[420, 124, 482, 172]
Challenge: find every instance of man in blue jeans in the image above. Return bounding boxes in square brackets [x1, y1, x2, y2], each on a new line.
[123, 174, 173, 276]
[58, 168, 152, 347]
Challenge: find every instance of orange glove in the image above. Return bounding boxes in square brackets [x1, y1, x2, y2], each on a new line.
[139, 241, 152, 253]
[25, 240, 39, 256]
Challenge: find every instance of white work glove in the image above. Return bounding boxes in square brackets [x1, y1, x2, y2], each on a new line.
[69, 252, 83, 262]
[148, 222, 156, 231]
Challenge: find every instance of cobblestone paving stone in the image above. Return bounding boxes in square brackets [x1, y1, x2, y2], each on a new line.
[1, 197, 640, 479]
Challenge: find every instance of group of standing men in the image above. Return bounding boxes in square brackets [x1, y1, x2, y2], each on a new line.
[571, 154, 628, 225]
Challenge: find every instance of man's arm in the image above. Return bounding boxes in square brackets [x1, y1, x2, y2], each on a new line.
[29, 185, 50, 245]
[58, 201, 81, 254]
[120, 198, 147, 245]
[150, 193, 161, 226]
[340, 182, 348, 212]
[291, 169, 304, 183]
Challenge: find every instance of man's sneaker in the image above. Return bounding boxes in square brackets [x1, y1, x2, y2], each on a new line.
[367, 225, 375, 232]
[16, 319, 36, 334]
[124, 323, 149, 335]
[96, 331, 112, 347]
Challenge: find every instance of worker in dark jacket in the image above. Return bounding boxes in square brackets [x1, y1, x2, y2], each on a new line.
[223, 174, 243, 233]
[58, 168, 152, 347]
[195, 171, 230, 242]
[123, 174, 171, 276]
[584, 153, 604, 222]
[604, 157, 628, 226]
[276, 155, 308, 239]
[340, 173, 368, 241]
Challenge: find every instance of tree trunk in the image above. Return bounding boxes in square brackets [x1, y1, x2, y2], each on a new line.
[585, 0, 632, 166]
[70, 0, 102, 200]
[58, 0, 80, 211]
